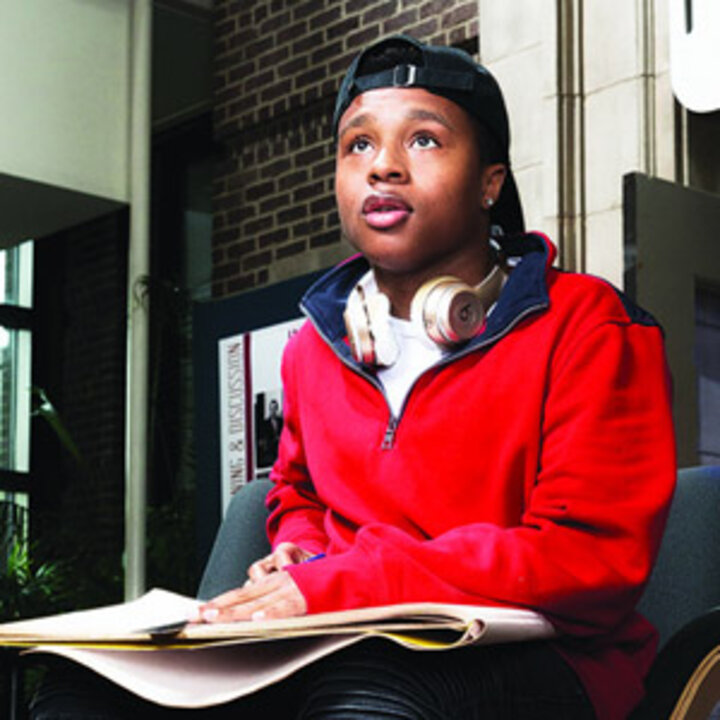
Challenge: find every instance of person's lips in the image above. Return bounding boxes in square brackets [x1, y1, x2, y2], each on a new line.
[361, 194, 413, 229]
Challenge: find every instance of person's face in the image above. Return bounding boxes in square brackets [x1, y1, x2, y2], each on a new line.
[335, 87, 506, 283]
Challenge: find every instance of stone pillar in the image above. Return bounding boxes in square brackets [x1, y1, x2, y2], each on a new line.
[479, 0, 677, 286]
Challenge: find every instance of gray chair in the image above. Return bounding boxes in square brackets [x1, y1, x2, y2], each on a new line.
[631, 465, 720, 720]
[198, 468, 720, 719]
[638, 465, 720, 649]
[197, 478, 272, 601]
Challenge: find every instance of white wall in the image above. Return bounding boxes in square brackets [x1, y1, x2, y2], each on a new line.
[0, 0, 132, 203]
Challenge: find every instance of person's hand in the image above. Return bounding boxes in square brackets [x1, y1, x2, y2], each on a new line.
[246, 542, 315, 584]
[196, 570, 307, 622]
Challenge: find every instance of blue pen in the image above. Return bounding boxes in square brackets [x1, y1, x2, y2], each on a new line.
[303, 553, 326, 563]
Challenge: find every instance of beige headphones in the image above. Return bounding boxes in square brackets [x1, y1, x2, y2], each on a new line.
[343, 263, 508, 366]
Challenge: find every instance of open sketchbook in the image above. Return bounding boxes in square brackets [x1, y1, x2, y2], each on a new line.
[0, 589, 555, 708]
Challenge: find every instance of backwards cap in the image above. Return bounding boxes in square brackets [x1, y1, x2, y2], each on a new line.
[333, 35, 524, 235]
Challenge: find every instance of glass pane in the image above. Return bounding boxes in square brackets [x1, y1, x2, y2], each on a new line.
[0, 240, 34, 308]
[0, 327, 31, 472]
[0, 490, 29, 567]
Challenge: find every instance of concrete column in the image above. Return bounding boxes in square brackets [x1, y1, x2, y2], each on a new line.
[124, 0, 152, 601]
[478, 0, 676, 285]
[556, 0, 586, 272]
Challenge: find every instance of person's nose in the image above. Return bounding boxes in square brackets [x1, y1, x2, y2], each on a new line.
[368, 144, 408, 185]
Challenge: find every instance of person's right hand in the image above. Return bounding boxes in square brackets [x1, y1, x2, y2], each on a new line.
[245, 542, 315, 585]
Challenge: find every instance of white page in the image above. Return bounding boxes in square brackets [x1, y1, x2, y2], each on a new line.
[2, 589, 199, 640]
[29, 635, 362, 708]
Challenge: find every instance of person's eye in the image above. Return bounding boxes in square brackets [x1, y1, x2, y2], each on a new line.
[348, 136, 373, 154]
[411, 134, 440, 150]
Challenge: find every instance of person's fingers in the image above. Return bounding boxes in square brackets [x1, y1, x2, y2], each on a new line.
[198, 572, 307, 623]
[247, 555, 276, 582]
[246, 543, 314, 583]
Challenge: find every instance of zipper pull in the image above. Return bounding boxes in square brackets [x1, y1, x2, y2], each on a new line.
[381, 416, 398, 450]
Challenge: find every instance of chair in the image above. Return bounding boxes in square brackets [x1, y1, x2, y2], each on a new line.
[198, 468, 720, 719]
[631, 465, 720, 719]
[197, 477, 272, 601]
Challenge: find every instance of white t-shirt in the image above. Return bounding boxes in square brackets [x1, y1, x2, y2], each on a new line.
[377, 314, 445, 417]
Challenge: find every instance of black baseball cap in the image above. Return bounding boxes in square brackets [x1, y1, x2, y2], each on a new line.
[333, 35, 525, 235]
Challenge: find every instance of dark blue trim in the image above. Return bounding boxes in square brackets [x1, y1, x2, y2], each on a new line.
[300, 233, 552, 364]
[612, 287, 662, 329]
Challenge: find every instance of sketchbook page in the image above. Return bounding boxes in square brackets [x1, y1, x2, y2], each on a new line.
[26, 607, 556, 709]
[0, 597, 554, 648]
[383, 605, 556, 651]
[27, 635, 364, 708]
[178, 602, 554, 644]
[29, 606, 553, 708]
[0, 589, 199, 642]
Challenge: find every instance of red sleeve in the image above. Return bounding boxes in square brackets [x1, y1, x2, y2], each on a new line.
[284, 321, 676, 636]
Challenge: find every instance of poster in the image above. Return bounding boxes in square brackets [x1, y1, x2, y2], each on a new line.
[217, 317, 304, 513]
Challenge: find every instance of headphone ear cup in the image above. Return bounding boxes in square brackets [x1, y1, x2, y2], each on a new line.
[344, 286, 400, 366]
[344, 286, 375, 364]
[411, 276, 485, 346]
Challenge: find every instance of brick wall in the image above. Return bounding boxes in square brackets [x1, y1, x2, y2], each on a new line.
[212, 0, 479, 296]
[32, 211, 129, 603]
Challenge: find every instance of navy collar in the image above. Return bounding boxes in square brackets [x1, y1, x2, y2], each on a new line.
[300, 233, 551, 365]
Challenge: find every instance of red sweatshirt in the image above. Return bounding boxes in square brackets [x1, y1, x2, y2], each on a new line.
[267, 233, 676, 720]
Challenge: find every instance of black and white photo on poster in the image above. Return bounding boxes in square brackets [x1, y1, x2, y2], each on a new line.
[217, 317, 304, 512]
[250, 317, 304, 477]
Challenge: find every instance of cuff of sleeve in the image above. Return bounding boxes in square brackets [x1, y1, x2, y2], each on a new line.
[286, 552, 379, 613]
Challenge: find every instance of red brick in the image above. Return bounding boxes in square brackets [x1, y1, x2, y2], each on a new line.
[276, 240, 307, 259]
[278, 55, 309, 77]
[260, 158, 292, 178]
[244, 216, 274, 235]
[311, 40, 343, 65]
[259, 227, 290, 247]
[292, 30, 324, 54]
[292, 217, 324, 237]
[384, 8, 418, 33]
[310, 6, 342, 30]
[227, 239, 256, 258]
[261, 79, 293, 102]
[406, 17, 438, 39]
[278, 169, 309, 190]
[420, 0, 447, 19]
[259, 193, 291, 213]
[260, 9, 291, 32]
[310, 229, 340, 248]
[363, 0, 398, 24]
[227, 274, 256, 294]
[278, 206, 309, 224]
[245, 180, 275, 200]
[442, 2, 477, 28]
[326, 17, 359, 41]
[243, 249, 273, 270]
[277, 20, 308, 45]
[293, 0, 325, 21]
[346, 25, 381, 49]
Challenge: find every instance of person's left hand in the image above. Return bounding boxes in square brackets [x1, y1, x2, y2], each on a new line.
[195, 570, 307, 623]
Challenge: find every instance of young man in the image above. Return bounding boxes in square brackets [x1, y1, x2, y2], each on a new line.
[32, 36, 675, 720]
[198, 36, 676, 720]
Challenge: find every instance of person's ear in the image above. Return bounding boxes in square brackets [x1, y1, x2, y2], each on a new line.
[481, 163, 507, 209]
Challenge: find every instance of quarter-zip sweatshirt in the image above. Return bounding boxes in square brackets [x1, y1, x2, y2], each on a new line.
[266, 232, 676, 720]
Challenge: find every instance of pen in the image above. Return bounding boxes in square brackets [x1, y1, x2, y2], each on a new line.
[302, 553, 326, 563]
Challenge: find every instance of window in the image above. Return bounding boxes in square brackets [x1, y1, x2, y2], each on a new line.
[0, 240, 34, 553]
